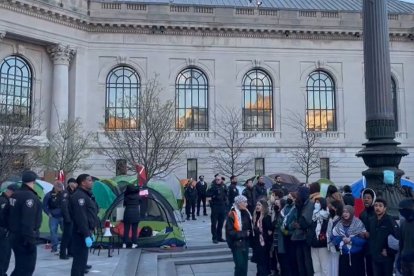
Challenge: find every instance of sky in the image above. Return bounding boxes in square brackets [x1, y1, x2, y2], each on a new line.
[401, 0, 414, 3]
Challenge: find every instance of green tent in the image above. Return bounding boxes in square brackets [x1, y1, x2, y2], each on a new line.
[147, 180, 179, 210]
[1, 181, 52, 239]
[100, 179, 122, 196]
[92, 180, 117, 210]
[316, 178, 335, 198]
[112, 175, 137, 185]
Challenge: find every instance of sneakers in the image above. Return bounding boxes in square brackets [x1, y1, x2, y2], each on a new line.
[122, 243, 127, 249]
[132, 244, 138, 249]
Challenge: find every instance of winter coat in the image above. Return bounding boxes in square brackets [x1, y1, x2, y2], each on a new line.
[251, 214, 272, 264]
[184, 186, 198, 203]
[196, 181, 207, 197]
[400, 219, 414, 262]
[207, 182, 228, 208]
[254, 183, 267, 203]
[272, 213, 285, 254]
[368, 214, 399, 262]
[43, 189, 63, 218]
[123, 187, 141, 224]
[242, 187, 255, 214]
[308, 216, 329, 248]
[227, 183, 240, 207]
[291, 199, 314, 241]
[225, 208, 253, 249]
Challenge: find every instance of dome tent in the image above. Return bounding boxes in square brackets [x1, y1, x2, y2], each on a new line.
[92, 180, 117, 210]
[103, 186, 186, 248]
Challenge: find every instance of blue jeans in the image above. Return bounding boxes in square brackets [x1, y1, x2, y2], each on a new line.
[49, 216, 63, 251]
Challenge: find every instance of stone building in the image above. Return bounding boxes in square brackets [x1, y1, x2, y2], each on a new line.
[1, 0, 414, 185]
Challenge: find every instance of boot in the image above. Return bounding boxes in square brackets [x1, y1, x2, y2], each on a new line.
[192, 216, 197, 220]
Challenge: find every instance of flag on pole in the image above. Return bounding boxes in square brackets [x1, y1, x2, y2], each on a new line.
[135, 164, 147, 187]
[57, 170, 65, 183]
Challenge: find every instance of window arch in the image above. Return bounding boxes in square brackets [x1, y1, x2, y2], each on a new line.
[105, 66, 140, 130]
[306, 70, 336, 131]
[242, 69, 273, 131]
[0, 56, 32, 127]
[391, 77, 398, 131]
[175, 67, 208, 131]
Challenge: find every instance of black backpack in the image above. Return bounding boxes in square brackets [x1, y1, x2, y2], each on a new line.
[139, 226, 153, 238]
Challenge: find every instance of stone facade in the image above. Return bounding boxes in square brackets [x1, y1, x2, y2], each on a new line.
[1, 0, 414, 185]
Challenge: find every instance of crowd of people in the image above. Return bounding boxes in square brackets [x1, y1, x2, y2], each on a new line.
[0, 171, 99, 276]
[195, 173, 414, 276]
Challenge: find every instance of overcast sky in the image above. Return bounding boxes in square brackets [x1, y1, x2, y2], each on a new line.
[401, 0, 414, 3]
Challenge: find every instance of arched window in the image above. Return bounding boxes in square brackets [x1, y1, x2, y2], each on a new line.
[175, 68, 208, 131]
[0, 56, 32, 127]
[105, 66, 140, 130]
[242, 69, 273, 131]
[391, 77, 398, 131]
[306, 70, 336, 131]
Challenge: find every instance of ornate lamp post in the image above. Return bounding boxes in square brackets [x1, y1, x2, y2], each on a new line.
[356, 0, 408, 216]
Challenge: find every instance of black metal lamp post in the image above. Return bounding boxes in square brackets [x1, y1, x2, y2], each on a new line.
[356, 0, 408, 216]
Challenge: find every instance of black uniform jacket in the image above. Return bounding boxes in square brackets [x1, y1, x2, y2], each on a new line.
[8, 184, 42, 243]
[69, 187, 99, 238]
[0, 194, 10, 235]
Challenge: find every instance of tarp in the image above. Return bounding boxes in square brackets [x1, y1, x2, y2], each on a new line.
[92, 180, 117, 210]
[36, 180, 54, 194]
[351, 177, 414, 198]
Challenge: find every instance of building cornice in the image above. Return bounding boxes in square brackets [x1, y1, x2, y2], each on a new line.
[1, 0, 414, 42]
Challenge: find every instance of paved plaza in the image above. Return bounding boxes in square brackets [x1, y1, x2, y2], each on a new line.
[6, 210, 258, 275]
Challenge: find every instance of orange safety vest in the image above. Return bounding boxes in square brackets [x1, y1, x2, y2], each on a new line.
[231, 210, 241, 232]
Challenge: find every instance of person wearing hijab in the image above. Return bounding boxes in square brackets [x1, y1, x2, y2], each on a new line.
[251, 199, 272, 276]
[332, 205, 367, 276]
[308, 197, 330, 276]
[225, 195, 253, 276]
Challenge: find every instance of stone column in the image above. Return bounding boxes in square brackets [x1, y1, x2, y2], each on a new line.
[356, 0, 408, 216]
[47, 44, 76, 134]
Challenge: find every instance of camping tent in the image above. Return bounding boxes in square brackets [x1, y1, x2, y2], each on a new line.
[100, 178, 122, 196]
[1, 181, 51, 239]
[92, 180, 117, 210]
[103, 186, 186, 248]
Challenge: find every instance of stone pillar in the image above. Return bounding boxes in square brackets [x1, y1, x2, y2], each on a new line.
[356, 0, 408, 216]
[47, 44, 76, 134]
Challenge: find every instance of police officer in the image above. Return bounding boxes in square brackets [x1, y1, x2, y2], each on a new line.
[69, 174, 98, 276]
[196, 175, 207, 216]
[184, 181, 198, 220]
[8, 171, 42, 276]
[60, 178, 78, 260]
[206, 174, 228, 244]
[227, 175, 240, 211]
[0, 184, 18, 276]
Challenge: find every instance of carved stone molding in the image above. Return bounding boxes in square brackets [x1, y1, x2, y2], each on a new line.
[186, 58, 196, 66]
[316, 60, 326, 68]
[253, 59, 262, 67]
[116, 55, 128, 64]
[47, 44, 76, 65]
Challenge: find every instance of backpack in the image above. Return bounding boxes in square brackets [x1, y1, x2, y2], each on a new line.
[139, 226, 153, 238]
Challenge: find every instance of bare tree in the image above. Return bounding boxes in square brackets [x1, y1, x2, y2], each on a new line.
[208, 105, 254, 177]
[98, 77, 185, 183]
[37, 118, 91, 177]
[285, 111, 322, 183]
[0, 103, 42, 183]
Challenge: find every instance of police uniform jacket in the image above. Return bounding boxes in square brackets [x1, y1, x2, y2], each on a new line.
[61, 189, 74, 224]
[207, 182, 228, 208]
[8, 184, 42, 243]
[69, 187, 99, 238]
[0, 193, 10, 236]
[228, 183, 240, 207]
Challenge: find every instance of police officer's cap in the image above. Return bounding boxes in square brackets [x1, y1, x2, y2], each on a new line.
[22, 170, 38, 183]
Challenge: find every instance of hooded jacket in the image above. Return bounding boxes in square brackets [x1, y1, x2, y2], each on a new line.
[360, 188, 377, 228]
